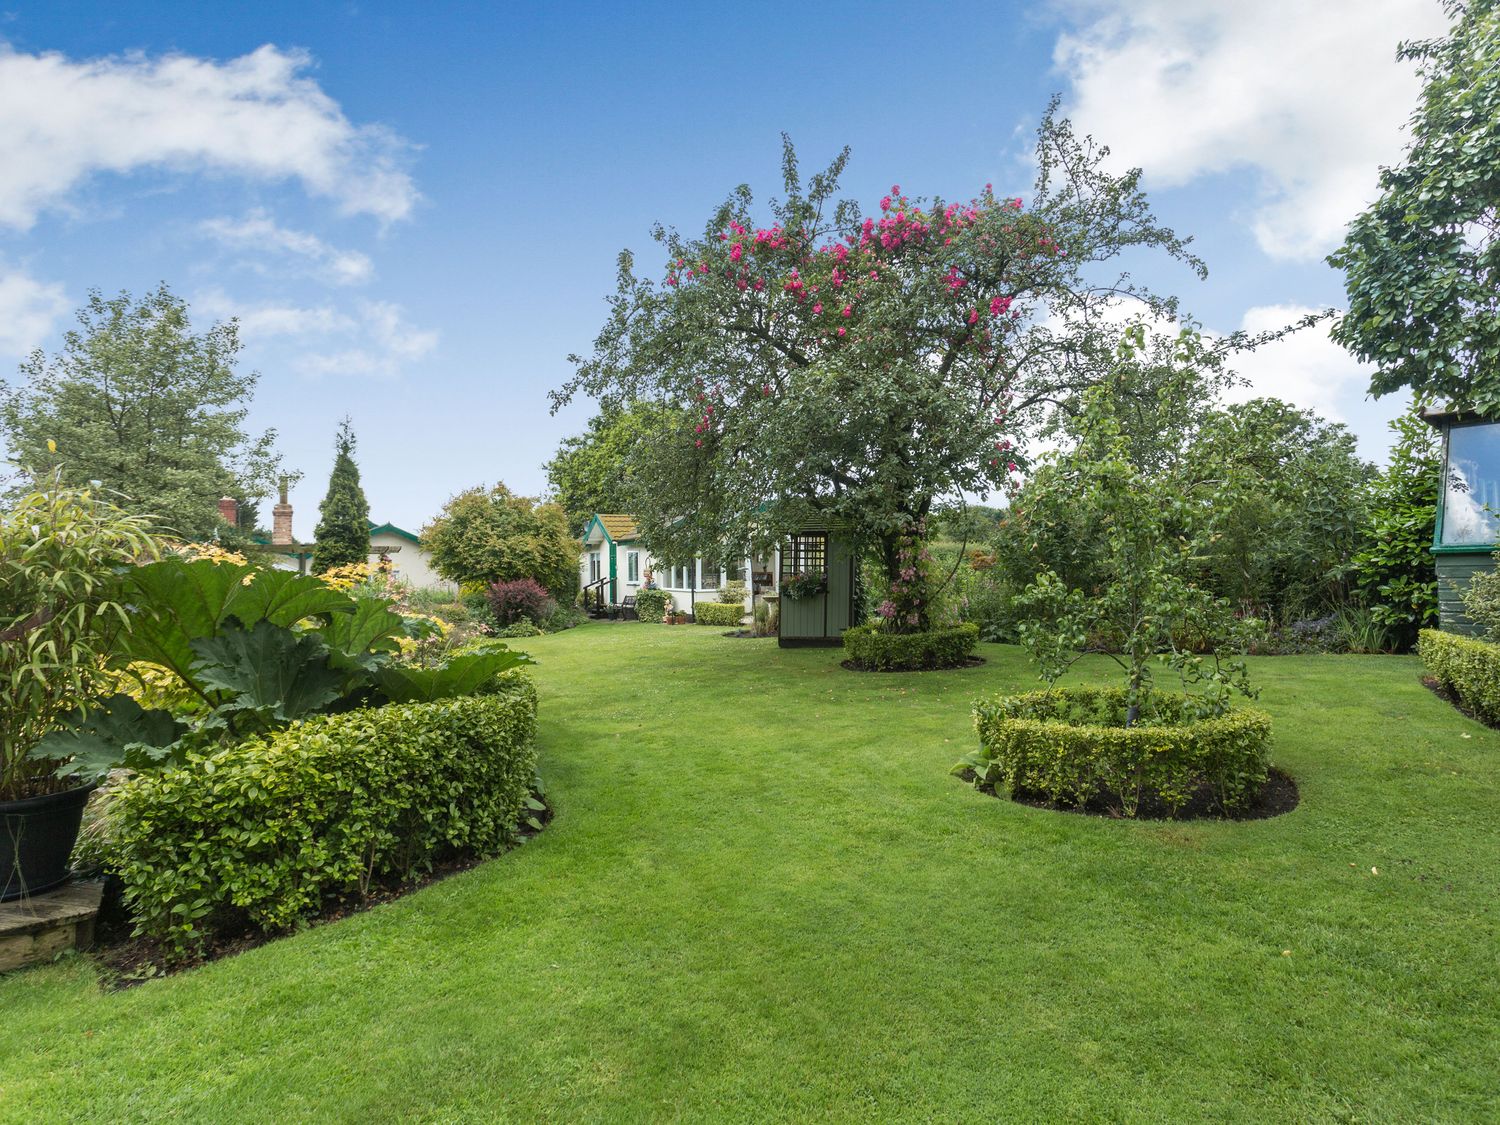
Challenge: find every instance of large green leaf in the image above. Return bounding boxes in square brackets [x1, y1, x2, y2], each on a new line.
[318, 595, 407, 671]
[33, 694, 188, 782]
[189, 620, 346, 723]
[117, 559, 358, 695]
[117, 558, 254, 683]
[223, 568, 356, 630]
[374, 648, 533, 703]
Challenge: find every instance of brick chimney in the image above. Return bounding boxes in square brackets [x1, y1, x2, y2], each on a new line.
[217, 496, 239, 527]
[272, 478, 294, 546]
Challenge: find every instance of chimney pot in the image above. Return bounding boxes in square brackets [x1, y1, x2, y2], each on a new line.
[272, 490, 294, 546]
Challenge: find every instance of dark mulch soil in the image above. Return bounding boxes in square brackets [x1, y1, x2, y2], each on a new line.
[840, 655, 987, 673]
[1421, 675, 1497, 729]
[721, 630, 774, 639]
[88, 797, 554, 989]
[957, 766, 1299, 821]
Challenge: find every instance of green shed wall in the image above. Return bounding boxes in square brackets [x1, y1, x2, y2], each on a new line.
[1436, 550, 1494, 636]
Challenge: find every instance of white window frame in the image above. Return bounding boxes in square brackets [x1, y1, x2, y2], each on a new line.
[627, 550, 640, 583]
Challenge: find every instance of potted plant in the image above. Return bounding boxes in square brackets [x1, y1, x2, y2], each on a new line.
[1, 469, 156, 900]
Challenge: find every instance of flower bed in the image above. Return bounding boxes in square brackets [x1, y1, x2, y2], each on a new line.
[842, 622, 979, 671]
[693, 602, 744, 627]
[961, 686, 1273, 817]
[109, 674, 538, 957]
[1419, 628, 1500, 725]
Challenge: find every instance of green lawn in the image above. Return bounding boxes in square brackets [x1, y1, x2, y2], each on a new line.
[3, 624, 1498, 1121]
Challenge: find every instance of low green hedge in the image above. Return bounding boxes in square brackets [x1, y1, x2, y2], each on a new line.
[843, 622, 979, 671]
[693, 602, 744, 627]
[1420, 628, 1500, 725]
[110, 672, 538, 956]
[634, 588, 669, 623]
[963, 686, 1272, 816]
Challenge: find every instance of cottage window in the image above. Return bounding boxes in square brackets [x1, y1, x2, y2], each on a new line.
[1442, 421, 1500, 546]
[627, 551, 640, 583]
[698, 559, 720, 591]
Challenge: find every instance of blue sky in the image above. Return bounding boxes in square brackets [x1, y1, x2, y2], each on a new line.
[0, 1, 1450, 536]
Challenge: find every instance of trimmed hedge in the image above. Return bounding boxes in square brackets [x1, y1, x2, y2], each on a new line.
[694, 602, 744, 627]
[843, 622, 979, 671]
[635, 588, 669, 623]
[964, 686, 1272, 816]
[111, 672, 538, 956]
[1420, 628, 1500, 725]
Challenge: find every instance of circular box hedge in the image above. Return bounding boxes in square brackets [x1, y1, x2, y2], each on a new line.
[843, 622, 979, 671]
[964, 686, 1272, 817]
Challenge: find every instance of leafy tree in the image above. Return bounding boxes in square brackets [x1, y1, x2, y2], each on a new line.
[0, 284, 286, 541]
[555, 104, 1212, 631]
[1330, 1, 1500, 411]
[1351, 404, 1441, 648]
[312, 418, 371, 573]
[543, 401, 677, 532]
[1014, 329, 1255, 724]
[422, 484, 577, 594]
[998, 331, 1372, 624]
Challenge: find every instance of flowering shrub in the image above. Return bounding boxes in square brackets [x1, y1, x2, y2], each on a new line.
[486, 578, 555, 626]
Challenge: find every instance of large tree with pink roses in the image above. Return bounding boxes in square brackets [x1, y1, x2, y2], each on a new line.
[554, 105, 1207, 630]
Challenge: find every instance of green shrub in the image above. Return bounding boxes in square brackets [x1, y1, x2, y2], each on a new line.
[498, 620, 543, 638]
[843, 622, 978, 671]
[961, 686, 1273, 816]
[635, 588, 669, 623]
[694, 602, 743, 627]
[110, 676, 538, 956]
[718, 580, 748, 605]
[1420, 628, 1500, 725]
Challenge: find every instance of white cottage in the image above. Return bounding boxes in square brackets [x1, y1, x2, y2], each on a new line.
[579, 513, 779, 617]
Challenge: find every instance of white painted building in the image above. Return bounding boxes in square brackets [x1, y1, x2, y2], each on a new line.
[579, 513, 779, 615]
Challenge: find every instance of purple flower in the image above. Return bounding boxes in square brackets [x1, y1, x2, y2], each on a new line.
[877, 600, 897, 618]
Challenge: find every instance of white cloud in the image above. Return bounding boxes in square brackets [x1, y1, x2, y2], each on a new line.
[0, 43, 418, 229]
[1224, 304, 1369, 420]
[200, 209, 373, 285]
[193, 288, 354, 339]
[300, 301, 438, 378]
[1054, 1, 1449, 259]
[0, 267, 68, 355]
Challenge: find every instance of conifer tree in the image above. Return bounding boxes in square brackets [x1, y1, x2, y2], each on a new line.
[312, 418, 370, 573]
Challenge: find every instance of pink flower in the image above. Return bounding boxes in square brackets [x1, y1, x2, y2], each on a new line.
[812, 303, 823, 314]
[730, 243, 743, 262]
[836, 327, 846, 337]
[877, 600, 897, 618]
[968, 308, 979, 325]
[880, 195, 892, 211]
[841, 305, 852, 317]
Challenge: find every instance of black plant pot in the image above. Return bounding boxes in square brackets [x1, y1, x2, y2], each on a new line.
[1, 783, 96, 902]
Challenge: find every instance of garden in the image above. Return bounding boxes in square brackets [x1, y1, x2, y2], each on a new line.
[2, 623, 1497, 1119]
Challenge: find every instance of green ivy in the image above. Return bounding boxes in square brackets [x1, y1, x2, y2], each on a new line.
[634, 588, 669, 623]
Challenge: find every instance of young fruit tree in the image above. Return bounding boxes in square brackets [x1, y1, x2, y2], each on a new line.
[553, 104, 1207, 632]
[1014, 327, 1258, 725]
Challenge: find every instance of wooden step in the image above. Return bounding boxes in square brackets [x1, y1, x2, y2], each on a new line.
[0, 880, 104, 973]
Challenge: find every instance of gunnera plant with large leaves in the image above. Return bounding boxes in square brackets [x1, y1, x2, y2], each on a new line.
[35, 556, 532, 780]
